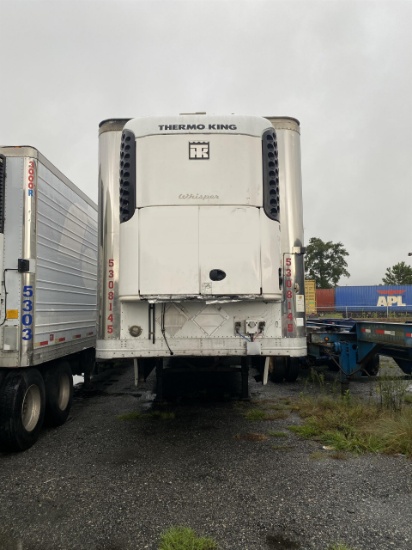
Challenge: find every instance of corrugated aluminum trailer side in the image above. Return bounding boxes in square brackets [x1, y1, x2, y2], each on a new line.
[0, 147, 97, 451]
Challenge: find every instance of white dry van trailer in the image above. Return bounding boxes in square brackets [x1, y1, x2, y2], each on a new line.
[0, 147, 97, 451]
[97, 115, 306, 396]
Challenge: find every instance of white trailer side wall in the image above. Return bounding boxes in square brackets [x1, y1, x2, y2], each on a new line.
[0, 156, 24, 365]
[0, 147, 97, 368]
[34, 161, 97, 357]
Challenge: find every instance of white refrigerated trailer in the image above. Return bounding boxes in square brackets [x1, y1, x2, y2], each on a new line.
[97, 115, 305, 395]
[0, 147, 97, 451]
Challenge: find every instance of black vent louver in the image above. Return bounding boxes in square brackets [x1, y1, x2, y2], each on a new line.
[120, 130, 136, 223]
[0, 155, 5, 233]
[262, 129, 280, 221]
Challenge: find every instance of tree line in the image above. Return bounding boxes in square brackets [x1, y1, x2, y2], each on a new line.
[305, 237, 412, 288]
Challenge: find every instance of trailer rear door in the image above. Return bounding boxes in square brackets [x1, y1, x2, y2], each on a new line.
[198, 206, 261, 295]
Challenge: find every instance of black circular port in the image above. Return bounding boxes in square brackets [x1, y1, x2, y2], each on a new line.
[209, 269, 226, 281]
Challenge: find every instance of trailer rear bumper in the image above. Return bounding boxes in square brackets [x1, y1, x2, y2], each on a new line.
[96, 337, 307, 360]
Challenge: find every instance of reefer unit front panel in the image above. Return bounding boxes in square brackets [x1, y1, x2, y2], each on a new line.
[135, 134, 263, 207]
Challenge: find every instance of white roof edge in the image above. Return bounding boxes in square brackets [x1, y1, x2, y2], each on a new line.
[124, 115, 276, 138]
[0, 146, 97, 210]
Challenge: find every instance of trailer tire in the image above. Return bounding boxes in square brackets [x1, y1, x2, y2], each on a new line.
[393, 358, 412, 375]
[0, 369, 46, 452]
[44, 362, 73, 427]
[362, 355, 380, 376]
[284, 357, 300, 382]
[270, 357, 287, 383]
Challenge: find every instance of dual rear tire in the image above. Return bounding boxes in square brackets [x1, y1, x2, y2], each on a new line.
[0, 362, 73, 452]
[270, 356, 300, 383]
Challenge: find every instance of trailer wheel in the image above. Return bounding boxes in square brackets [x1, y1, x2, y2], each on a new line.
[362, 355, 380, 376]
[44, 362, 73, 427]
[284, 357, 300, 382]
[270, 357, 287, 383]
[393, 358, 412, 375]
[0, 369, 46, 452]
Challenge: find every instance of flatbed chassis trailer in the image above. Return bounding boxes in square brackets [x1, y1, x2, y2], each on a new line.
[307, 320, 412, 378]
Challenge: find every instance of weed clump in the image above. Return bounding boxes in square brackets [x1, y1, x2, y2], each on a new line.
[376, 375, 410, 412]
[244, 408, 289, 421]
[159, 526, 217, 550]
[289, 391, 412, 457]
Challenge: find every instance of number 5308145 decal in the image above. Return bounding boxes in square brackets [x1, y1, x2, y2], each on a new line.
[22, 285, 34, 340]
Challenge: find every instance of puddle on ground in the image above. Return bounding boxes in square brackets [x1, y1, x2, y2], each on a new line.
[266, 533, 301, 549]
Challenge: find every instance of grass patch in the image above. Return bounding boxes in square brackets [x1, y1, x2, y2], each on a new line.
[404, 394, 412, 404]
[235, 432, 269, 442]
[309, 451, 327, 460]
[244, 408, 289, 421]
[265, 403, 292, 411]
[376, 375, 410, 411]
[289, 392, 412, 456]
[159, 526, 217, 550]
[244, 408, 266, 421]
[264, 411, 290, 420]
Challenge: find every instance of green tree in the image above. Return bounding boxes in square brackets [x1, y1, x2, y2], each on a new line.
[305, 237, 350, 289]
[382, 261, 412, 285]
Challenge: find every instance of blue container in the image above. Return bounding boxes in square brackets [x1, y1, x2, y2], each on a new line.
[335, 286, 412, 314]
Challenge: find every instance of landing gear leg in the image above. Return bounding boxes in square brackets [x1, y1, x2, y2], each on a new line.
[156, 359, 164, 402]
[241, 358, 249, 399]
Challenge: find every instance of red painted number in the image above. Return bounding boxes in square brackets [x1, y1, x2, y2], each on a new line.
[285, 256, 294, 336]
[107, 259, 114, 336]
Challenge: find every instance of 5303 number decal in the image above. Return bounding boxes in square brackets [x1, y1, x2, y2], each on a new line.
[22, 285, 33, 340]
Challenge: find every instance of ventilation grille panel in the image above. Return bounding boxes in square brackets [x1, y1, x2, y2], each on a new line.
[262, 129, 280, 221]
[120, 130, 136, 223]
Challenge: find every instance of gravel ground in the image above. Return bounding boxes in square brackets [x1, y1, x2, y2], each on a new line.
[1, 360, 412, 550]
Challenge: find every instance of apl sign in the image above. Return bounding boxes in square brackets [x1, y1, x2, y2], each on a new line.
[335, 285, 412, 313]
[377, 289, 406, 307]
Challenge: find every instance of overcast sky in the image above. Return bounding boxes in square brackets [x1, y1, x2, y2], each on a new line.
[1, 0, 411, 285]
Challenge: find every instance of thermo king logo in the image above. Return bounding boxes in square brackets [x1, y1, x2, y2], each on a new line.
[189, 142, 210, 160]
